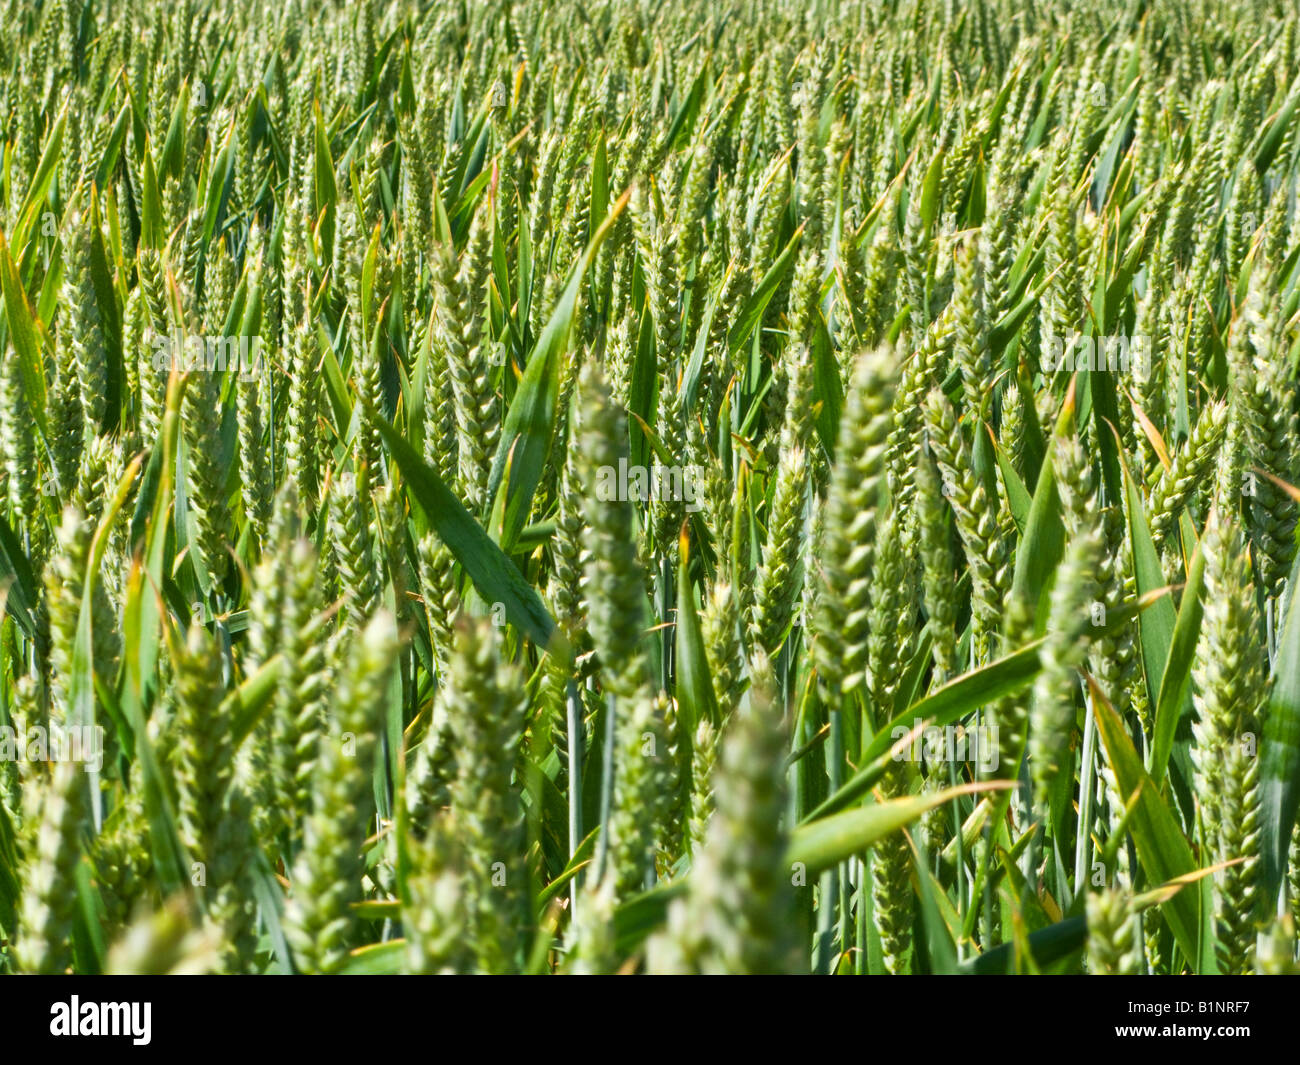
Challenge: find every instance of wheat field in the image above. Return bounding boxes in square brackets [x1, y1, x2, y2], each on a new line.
[1, 0, 1299, 975]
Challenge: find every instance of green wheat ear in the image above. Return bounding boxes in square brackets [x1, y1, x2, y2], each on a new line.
[183, 362, 232, 589]
[236, 365, 272, 556]
[914, 451, 959, 683]
[328, 466, 380, 629]
[92, 787, 152, 935]
[416, 531, 461, 671]
[207, 786, 258, 974]
[923, 386, 1011, 665]
[59, 207, 108, 447]
[645, 650, 799, 974]
[575, 360, 649, 698]
[104, 896, 220, 975]
[702, 576, 745, 718]
[1028, 510, 1101, 818]
[404, 657, 456, 837]
[1086, 887, 1140, 975]
[565, 878, 619, 975]
[0, 342, 39, 543]
[172, 623, 234, 861]
[754, 345, 815, 656]
[605, 686, 670, 899]
[1192, 510, 1266, 975]
[867, 506, 920, 973]
[402, 817, 472, 975]
[1256, 917, 1300, 975]
[813, 345, 899, 700]
[442, 616, 530, 974]
[433, 210, 498, 514]
[14, 759, 90, 973]
[271, 533, 331, 854]
[286, 609, 399, 974]
[43, 505, 87, 726]
[1147, 399, 1228, 552]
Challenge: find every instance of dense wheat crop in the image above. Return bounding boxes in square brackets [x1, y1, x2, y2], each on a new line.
[1, 0, 1299, 976]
